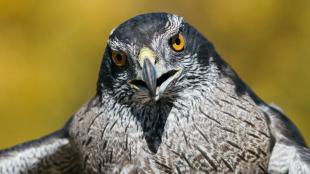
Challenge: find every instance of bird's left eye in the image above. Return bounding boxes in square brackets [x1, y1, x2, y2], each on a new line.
[111, 51, 127, 67]
[169, 33, 185, 52]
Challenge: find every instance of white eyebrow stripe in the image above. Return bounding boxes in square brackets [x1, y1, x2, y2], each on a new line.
[108, 37, 138, 57]
[108, 37, 124, 50]
[150, 14, 183, 54]
[165, 14, 183, 32]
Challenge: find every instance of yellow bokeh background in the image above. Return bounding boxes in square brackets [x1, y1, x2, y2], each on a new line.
[0, 0, 309, 149]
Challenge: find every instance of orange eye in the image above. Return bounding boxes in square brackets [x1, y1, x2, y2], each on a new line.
[111, 51, 127, 67]
[170, 33, 185, 52]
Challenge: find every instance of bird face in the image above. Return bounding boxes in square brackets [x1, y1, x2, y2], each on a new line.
[98, 13, 213, 105]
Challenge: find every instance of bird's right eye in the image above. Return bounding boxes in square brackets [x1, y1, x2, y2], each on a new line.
[111, 51, 127, 67]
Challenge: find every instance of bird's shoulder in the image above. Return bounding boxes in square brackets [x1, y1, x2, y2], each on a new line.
[261, 104, 310, 173]
[0, 128, 81, 174]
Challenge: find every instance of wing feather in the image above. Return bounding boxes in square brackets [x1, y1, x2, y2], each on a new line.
[263, 104, 310, 174]
[0, 126, 81, 174]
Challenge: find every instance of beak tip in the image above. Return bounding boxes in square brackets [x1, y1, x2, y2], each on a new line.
[154, 94, 160, 101]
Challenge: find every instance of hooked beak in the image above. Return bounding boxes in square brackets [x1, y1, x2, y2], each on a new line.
[129, 58, 182, 101]
[142, 58, 157, 96]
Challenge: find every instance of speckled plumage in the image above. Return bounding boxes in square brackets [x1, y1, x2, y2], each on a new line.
[1, 13, 310, 174]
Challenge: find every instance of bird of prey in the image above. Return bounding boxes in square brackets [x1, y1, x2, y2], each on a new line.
[0, 12, 310, 174]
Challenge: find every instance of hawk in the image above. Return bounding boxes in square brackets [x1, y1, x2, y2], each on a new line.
[1, 12, 310, 174]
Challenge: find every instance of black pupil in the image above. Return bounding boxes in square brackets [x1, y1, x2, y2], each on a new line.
[116, 54, 123, 62]
[175, 37, 181, 45]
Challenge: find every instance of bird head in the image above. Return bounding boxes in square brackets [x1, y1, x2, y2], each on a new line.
[97, 13, 216, 105]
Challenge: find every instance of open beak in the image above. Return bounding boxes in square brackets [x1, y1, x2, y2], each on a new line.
[129, 58, 182, 101]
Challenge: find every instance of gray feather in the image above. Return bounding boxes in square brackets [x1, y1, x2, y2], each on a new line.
[0, 125, 81, 174]
[262, 104, 310, 174]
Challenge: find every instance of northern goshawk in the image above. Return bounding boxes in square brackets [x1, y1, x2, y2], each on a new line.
[1, 12, 310, 174]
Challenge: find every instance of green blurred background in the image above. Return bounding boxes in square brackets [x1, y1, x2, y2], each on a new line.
[0, 0, 309, 149]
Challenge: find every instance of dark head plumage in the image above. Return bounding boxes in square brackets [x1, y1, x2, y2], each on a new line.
[97, 13, 218, 106]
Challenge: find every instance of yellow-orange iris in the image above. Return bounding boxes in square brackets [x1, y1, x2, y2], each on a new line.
[111, 51, 127, 67]
[171, 33, 185, 52]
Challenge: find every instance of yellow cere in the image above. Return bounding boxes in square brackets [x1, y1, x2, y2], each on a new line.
[138, 47, 156, 67]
